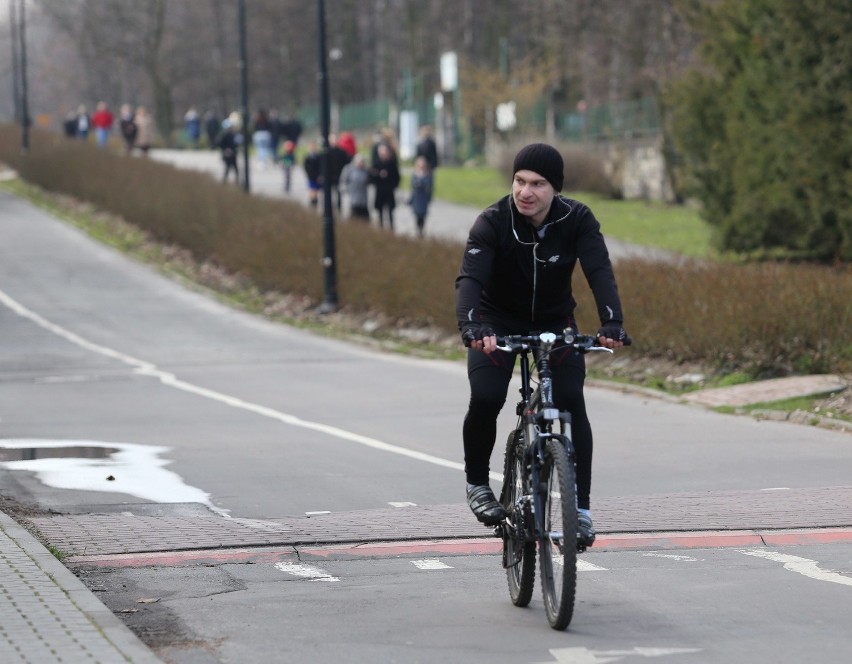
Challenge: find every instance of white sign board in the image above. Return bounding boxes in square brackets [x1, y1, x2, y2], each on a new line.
[440, 51, 458, 92]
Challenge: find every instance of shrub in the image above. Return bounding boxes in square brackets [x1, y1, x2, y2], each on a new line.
[667, 0, 852, 261]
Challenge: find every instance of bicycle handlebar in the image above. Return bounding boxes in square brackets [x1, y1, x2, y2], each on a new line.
[494, 329, 632, 355]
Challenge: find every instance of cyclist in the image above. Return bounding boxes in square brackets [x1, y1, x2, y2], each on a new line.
[455, 143, 628, 546]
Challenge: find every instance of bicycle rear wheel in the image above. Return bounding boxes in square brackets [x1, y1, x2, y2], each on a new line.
[501, 429, 535, 607]
[538, 438, 578, 630]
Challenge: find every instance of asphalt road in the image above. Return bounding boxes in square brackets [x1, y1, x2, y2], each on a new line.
[2, 188, 851, 663]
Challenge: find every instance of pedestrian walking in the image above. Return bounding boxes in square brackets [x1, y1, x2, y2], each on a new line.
[219, 120, 241, 184]
[409, 155, 433, 238]
[415, 125, 439, 171]
[75, 105, 91, 140]
[268, 109, 282, 163]
[338, 131, 357, 158]
[279, 114, 303, 147]
[341, 154, 370, 221]
[91, 101, 114, 148]
[370, 127, 398, 166]
[119, 104, 137, 154]
[252, 110, 273, 170]
[370, 143, 400, 231]
[205, 110, 220, 149]
[325, 135, 352, 212]
[134, 106, 155, 155]
[184, 107, 201, 147]
[303, 141, 323, 208]
[280, 140, 296, 193]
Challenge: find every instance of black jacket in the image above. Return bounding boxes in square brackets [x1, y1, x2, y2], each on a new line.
[303, 151, 322, 182]
[455, 195, 623, 332]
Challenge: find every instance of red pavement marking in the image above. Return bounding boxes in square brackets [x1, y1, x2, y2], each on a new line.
[67, 528, 852, 569]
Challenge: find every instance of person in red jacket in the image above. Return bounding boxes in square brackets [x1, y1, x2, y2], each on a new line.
[338, 131, 357, 158]
[92, 101, 115, 148]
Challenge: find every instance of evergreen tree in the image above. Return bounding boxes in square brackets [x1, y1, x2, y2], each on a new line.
[669, 0, 851, 261]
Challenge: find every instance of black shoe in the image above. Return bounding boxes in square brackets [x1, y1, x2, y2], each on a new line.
[577, 511, 596, 548]
[467, 485, 507, 525]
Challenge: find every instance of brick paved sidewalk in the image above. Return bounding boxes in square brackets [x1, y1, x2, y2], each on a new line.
[683, 374, 847, 408]
[0, 511, 162, 664]
[23, 487, 852, 559]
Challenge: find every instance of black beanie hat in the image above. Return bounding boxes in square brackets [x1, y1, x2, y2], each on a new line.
[512, 143, 564, 192]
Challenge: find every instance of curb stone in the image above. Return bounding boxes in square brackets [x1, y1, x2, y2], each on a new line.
[0, 510, 163, 664]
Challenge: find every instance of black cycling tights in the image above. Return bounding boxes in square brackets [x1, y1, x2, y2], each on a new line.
[463, 346, 593, 510]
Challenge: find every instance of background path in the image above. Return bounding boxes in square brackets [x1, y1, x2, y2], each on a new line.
[150, 149, 679, 261]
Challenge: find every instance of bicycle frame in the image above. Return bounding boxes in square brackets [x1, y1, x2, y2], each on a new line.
[514, 333, 573, 544]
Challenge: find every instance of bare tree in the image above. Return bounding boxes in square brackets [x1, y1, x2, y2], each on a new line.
[26, 0, 698, 144]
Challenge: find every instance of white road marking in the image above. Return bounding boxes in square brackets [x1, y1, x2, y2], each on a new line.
[737, 549, 852, 587]
[304, 511, 331, 516]
[0, 289, 476, 475]
[388, 501, 417, 507]
[534, 646, 702, 663]
[274, 562, 339, 582]
[551, 556, 607, 571]
[411, 559, 452, 570]
[578, 560, 608, 571]
[642, 553, 699, 562]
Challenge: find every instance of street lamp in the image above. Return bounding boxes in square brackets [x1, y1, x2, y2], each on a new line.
[19, 0, 30, 152]
[16, 0, 30, 153]
[9, 0, 20, 124]
[238, 0, 251, 192]
[317, 0, 338, 313]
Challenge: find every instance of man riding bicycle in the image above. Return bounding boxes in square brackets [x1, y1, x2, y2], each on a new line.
[455, 143, 628, 547]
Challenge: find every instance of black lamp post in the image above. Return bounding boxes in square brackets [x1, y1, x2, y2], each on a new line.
[17, 0, 30, 153]
[9, 0, 20, 124]
[238, 0, 251, 192]
[317, 0, 338, 312]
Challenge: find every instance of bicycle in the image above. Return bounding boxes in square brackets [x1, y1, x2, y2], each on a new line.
[494, 328, 625, 630]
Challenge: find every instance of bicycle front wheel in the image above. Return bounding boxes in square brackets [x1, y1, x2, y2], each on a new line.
[538, 439, 578, 630]
[501, 429, 535, 607]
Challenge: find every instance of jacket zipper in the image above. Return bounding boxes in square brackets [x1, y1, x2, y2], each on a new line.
[530, 239, 538, 322]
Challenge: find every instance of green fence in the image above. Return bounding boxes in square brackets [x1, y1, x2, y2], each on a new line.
[297, 96, 660, 144]
[559, 97, 660, 141]
[339, 99, 390, 131]
[299, 99, 393, 132]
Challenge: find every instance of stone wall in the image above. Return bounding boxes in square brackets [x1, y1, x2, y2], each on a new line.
[589, 135, 674, 202]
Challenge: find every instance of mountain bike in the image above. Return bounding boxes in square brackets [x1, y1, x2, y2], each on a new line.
[494, 329, 623, 630]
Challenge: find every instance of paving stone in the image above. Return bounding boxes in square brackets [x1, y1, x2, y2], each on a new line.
[25, 487, 852, 558]
[0, 512, 163, 663]
[683, 375, 848, 407]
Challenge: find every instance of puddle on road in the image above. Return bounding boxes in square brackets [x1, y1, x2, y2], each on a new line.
[0, 445, 119, 461]
[0, 439, 225, 514]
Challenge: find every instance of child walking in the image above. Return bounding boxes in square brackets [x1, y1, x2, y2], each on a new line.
[409, 156, 433, 238]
